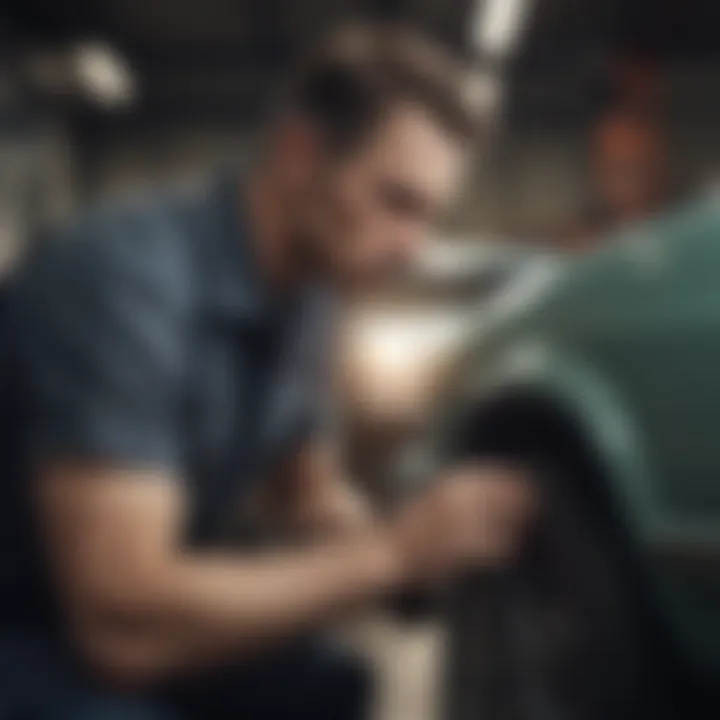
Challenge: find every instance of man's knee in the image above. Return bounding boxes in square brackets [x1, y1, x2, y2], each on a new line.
[308, 649, 375, 720]
[182, 640, 374, 720]
[59, 694, 176, 720]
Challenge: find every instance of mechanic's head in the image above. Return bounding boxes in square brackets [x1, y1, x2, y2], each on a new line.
[261, 25, 479, 290]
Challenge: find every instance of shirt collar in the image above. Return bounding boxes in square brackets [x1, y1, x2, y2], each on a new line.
[199, 171, 273, 322]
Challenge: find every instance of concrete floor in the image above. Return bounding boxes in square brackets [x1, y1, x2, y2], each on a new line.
[355, 617, 445, 720]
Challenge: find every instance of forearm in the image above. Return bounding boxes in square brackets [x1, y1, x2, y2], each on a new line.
[78, 529, 401, 684]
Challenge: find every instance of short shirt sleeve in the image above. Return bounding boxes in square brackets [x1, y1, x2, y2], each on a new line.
[13, 206, 192, 472]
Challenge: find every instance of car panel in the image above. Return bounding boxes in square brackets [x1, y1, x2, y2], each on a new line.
[439, 198, 720, 675]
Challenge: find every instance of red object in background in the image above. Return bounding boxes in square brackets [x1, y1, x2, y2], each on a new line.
[557, 53, 672, 252]
[591, 109, 669, 225]
[592, 51, 670, 223]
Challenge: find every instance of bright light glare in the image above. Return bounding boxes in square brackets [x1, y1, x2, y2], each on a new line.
[348, 310, 469, 419]
[356, 312, 466, 376]
[73, 42, 135, 108]
[473, 0, 531, 58]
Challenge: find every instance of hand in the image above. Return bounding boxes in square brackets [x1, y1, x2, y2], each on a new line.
[292, 479, 374, 542]
[388, 463, 536, 584]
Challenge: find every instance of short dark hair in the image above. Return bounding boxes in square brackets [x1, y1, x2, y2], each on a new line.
[285, 24, 481, 151]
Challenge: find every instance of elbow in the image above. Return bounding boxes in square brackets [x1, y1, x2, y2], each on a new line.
[65, 578, 175, 689]
[73, 620, 173, 690]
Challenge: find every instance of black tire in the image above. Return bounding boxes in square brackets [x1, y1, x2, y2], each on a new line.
[443, 458, 691, 720]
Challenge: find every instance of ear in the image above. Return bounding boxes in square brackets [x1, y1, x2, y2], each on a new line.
[273, 116, 324, 181]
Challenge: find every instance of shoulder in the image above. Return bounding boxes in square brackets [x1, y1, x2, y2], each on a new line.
[60, 189, 197, 295]
[13, 187, 204, 323]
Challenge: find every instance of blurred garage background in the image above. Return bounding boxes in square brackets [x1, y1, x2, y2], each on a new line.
[1, 0, 720, 717]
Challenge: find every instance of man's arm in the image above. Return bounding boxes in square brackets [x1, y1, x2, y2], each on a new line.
[36, 460, 532, 688]
[35, 462, 400, 687]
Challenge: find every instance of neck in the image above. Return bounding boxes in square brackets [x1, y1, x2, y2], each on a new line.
[244, 169, 307, 295]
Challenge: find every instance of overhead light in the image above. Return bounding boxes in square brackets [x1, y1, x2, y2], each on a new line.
[73, 42, 136, 109]
[473, 0, 532, 59]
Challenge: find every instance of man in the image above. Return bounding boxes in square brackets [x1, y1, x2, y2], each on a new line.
[0, 25, 532, 719]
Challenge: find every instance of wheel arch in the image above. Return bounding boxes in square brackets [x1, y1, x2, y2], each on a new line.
[448, 389, 633, 537]
[442, 389, 702, 719]
[439, 340, 660, 539]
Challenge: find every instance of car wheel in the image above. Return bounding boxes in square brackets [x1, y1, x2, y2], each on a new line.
[443, 457, 686, 720]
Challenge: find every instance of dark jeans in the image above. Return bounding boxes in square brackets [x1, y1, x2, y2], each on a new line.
[0, 631, 372, 719]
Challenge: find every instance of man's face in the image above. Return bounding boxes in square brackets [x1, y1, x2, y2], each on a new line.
[289, 104, 468, 289]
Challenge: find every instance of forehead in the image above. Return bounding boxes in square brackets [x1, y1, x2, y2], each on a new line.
[358, 103, 468, 195]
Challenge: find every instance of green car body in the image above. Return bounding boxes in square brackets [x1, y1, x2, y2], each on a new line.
[441, 198, 720, 680]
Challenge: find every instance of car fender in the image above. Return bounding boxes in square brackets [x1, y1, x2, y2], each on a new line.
[435, 337, 720, 676]
[440, 338, 661, 542]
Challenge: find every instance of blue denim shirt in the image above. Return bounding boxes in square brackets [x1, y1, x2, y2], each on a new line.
[0, 173, 332, 626]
